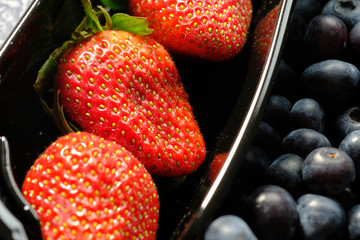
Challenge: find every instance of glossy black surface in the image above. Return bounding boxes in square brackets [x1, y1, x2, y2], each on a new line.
[0, 0, 295, 239]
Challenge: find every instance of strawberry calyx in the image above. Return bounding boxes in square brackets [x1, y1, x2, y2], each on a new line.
[34, 0, 153, 134]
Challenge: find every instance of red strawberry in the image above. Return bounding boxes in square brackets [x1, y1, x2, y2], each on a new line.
[253, 4, 280, 65]
[35, 2, 206, 177]
[208, 152, 228, 182]
[22, 132, 159, 240]
[129, 0, 252, 62]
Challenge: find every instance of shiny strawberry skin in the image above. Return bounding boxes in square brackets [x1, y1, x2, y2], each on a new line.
[22, 132, 159, 240]
[253, 4, 280, 65]
[54, 30, 206, 177]
[129, 0, 252, 61]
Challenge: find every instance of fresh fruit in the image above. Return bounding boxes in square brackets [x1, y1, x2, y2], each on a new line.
[302, 147, 355, 195]
[128, 0, 252, 61]
[321, 0, 360, 28]
[242, 185, 298, 240]
[289, 98, 325, 133]
[300, 59, 360, 110]
[262, 94, 292, 136]
[304, 14, 347, 61]
[266, 153, 306, 197]
[282, 128, 331, 158]
[252, 4, 280, 65]
[349, 22, 360, 57]
[208, 152, 228, 183]
[348, 204, 360, 240]
[22, 132, 159, 240]
[336, 106, 360, 140]
[204, 215, 258, 240]
[35, 1, 206, 177]
[297, 194, 346, 239]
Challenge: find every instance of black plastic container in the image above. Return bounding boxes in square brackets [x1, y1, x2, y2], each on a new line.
[0, 0, 295, 239]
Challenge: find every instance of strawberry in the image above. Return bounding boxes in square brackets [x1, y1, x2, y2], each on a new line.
[34, 1, 206, 177]
[22, 132, 159, 240]
[128, 0, 252, 62]
[208, 152, 228, 182]
[253, 4, 280, 65]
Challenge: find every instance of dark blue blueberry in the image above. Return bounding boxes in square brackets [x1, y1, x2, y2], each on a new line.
[349, 22, 360, 58]
[336, 106, 360, 140]
[263, 95, 292, 136]
[204, 215, 258, 240]
[322, 0, 360, 29]
[302, 147, 355, 195]
[242, 185, 298, 240]
[304, 14, 347, 61]
[339, 129, 360, 189]
[297, 194, 346, 239]
[348, 205, 360, 240]
[293, 0, 323, 22]
[252, 121, 282, 159]
[301, 59, 360, 109]
[266, 154, 306, 197]
[290, 98, 326, 133]
[237, 146, 271, 190]
[282, 128, 331, 158]
[272, 60, 300, 101]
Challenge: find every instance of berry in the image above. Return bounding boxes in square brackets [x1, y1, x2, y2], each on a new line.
[349, 22, 360, 58]
[266, 153, 306, 197]
[252, 121, 282, 159]
[302, 147, 355, 195]
[293, 0, 322, 22]
[336, 106, 360, 140]
[339, 129, 360, 188]
[204, 215, 257, 240]
[282, 128, 331, 158]
[252, 4, 280, 65]
[289, 98, 325, 133]
[22, 132, 159, 240]
[321, 0, 360, 29]
[300, 59, 360, 109]
[262, 95, 292, 136]
[304, 14, 347, 61]
[128, 0, 253, 61]
[243, 185, 298, 240]
[297, 194, 346, 239]
[348, 204, 360, 240]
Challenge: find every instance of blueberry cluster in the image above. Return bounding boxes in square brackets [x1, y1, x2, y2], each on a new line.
[205, 0, 360, 239]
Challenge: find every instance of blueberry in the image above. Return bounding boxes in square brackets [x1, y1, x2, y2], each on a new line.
[262, 95, 292, 136]
[204, 215, 258, 240]
[242, 185, 298, 240]
[293, 0, 323, 22]
[304, 14, 347, 61]
[252, 121, 282, 159]
[282, 128, 331, 158]
[301, 59, 360, 109]
[297, 194, 346, 239]
[336, 106, 360, 140]
[322, 0, 360, 29]
[302, 147, 355, 195]
[266, 153, 306, 197]
[272, 60, 300, 101]
[349, 22, 360, 58]
[290, 98, 326, 133]
[348, 205, 360, 240]
[339, 129, 360, 188]
[237, 146, 271, 190]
